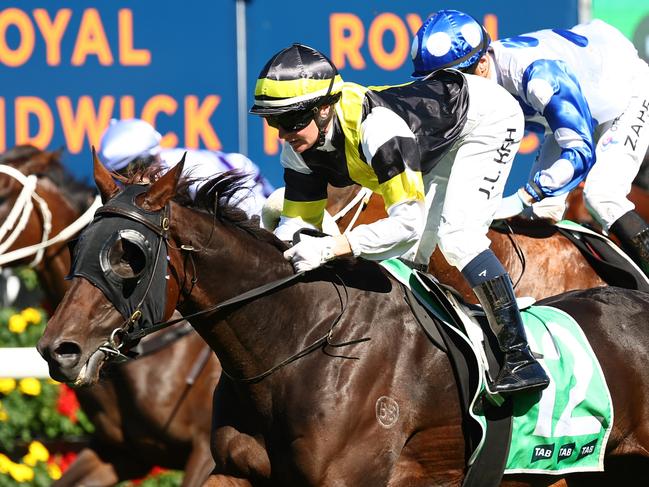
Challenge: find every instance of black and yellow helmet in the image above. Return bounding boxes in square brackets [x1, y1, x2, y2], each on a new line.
[250, 43, 343, 116]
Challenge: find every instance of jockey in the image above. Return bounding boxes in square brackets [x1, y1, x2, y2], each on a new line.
[251, 43, 549, 395]
[411, 10, 649, 274]
[98, 118, 274, 217]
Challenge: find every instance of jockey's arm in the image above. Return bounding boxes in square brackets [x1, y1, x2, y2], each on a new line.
[345, 199, 424, 260]
[343, 104, 427, 260]
[521, 59, 596, 201]
[274, 166, 328, 241]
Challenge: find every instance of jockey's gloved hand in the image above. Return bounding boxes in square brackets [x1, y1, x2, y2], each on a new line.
[284, 234, 336, 272]
[493, 188, 533, 220]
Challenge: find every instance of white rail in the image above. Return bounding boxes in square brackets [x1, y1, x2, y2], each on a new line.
[0, 347, 50, 378]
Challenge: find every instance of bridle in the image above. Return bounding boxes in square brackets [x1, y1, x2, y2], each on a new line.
[84, 185, 368, 381]
[0, 164, 102, 268]
[0, 164, 52, 267]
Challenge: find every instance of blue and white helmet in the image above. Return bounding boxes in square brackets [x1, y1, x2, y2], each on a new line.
[411, 10, 490, 77]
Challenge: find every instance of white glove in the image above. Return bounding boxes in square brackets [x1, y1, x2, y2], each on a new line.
[493, 190, 531, 220]
[283, 234, 336, 272]
[524, 195, 568, 223]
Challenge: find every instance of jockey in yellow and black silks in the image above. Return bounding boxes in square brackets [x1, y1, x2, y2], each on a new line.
[251, 43, 549, 395]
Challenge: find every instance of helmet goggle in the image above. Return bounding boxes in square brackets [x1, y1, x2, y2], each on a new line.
[265, 107, 316, 132]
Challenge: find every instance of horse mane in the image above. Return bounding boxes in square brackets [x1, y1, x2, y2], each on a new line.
[125, 167, 287, 252]
[0, 144, 96, 214]
[0, 145, 44, 164]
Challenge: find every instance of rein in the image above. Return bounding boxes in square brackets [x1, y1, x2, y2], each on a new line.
[0, 164, 52, 267]
[499, 220, 526, 289]
[0, 195, 102, 267]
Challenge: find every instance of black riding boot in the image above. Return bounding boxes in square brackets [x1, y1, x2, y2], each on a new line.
[473, 274, 550, 394]
[609, 210, 649, 276]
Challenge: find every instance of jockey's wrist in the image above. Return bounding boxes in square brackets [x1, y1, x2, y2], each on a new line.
[516, 188, 535, 206]
[332, 234, 352, 257]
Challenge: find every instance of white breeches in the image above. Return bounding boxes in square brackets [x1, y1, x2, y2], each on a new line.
[529, 67, 649, 230]
[402, 74, 524, 269]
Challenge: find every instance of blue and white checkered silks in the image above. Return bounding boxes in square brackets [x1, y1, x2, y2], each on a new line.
[411, 9, 489, 77]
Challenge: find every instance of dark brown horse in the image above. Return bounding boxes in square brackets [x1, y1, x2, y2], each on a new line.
[0, 146, 218, 486]
[37, 155, 649, 486]
[327, 185, 606, 304]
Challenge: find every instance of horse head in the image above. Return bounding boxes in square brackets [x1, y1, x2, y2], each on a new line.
[37, 150, 186, 385]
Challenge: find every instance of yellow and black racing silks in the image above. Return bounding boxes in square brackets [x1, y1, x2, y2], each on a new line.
[281, 69, 469, 229]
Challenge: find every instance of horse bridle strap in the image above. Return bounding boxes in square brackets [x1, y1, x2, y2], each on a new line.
[135, 266, 368, 384]
[135, 271, 307, 338]
[95, 204, 170, 236]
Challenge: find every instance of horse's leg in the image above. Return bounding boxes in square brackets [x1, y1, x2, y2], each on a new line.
[52, 448, 120, 487]
[53, 448, 152, 487]
[201, 474, 253, 486]
[209, 379, 271, 483]
[181, 435, 216, 487]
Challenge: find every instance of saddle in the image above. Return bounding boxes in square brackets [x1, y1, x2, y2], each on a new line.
[554, 220, 649, 292]
[388, 259, 613, 485]
[383, 259, 513, 487]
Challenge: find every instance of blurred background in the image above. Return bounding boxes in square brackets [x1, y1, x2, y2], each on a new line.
[0, 0, 647, 485]
[0, 0, 645, 192]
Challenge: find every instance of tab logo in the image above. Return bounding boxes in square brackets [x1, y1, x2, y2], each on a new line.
[578, 439, 598, 460]
[558, 442, 575, 462]
[531, 443, 555, 463]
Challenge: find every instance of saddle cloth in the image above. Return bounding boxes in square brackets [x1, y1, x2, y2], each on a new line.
[380, 258, 613, 480]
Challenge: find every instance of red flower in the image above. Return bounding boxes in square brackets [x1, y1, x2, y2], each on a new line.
[49, 451, 78, 473]
[149, 466, 167, 476]
[131, 465, 168, 485]
[56, 384, 80, 423]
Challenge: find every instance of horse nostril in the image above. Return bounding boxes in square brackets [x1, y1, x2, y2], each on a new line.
[52, 341, 82, 368]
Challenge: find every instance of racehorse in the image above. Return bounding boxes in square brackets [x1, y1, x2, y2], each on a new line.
[37, 154, 649, 486]
[326, 185, 607, 303]
[0, 146, 218, 486]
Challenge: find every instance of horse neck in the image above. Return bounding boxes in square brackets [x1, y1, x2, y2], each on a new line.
[326, 184, 361, 216]
[34, 182, 79, 308]
[35, 247, 72, 308]
[170, 204, 298, 377]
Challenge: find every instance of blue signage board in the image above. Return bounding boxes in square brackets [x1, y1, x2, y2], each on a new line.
[0, 0, 579, 192]
[0, 0, 238, 181]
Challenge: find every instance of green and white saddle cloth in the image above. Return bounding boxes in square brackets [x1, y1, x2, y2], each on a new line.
[380, 258, 613, 475]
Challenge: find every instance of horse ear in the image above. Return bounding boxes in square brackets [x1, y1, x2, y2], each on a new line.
[93, 146, 119, 202]
[141, 152, 185, 211]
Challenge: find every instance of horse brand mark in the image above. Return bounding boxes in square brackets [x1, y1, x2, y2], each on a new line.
[376, 396, 399, 428]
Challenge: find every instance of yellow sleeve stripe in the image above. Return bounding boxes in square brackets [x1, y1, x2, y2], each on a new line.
[282, 199, 328, 228]
[379, 170, 425, 209]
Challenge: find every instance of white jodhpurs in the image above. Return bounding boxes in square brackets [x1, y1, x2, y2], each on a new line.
[402, 74, 524, 269]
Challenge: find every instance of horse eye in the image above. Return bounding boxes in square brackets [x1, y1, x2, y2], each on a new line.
[108, 238, 146, 279]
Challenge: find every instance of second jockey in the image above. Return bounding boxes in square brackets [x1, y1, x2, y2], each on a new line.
[411, 10, 649, 274]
